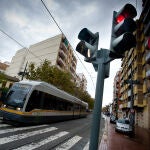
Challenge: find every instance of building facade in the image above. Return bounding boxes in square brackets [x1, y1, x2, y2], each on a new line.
[0, 61, 9, 73]
[76, 73, 87, 91]
[118, 0, 150, 129]
[6, 34, 78, 78]
[112, 70, 122, 119]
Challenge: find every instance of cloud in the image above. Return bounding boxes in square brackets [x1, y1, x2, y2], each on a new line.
[4, 12, 28, 28]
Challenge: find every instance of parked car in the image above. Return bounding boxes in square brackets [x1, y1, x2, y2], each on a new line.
[115, 118, 132, 135]
[110, 115, 116, 124]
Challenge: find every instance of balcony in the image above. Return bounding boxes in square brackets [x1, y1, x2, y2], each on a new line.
[70, 66, 75, 73]
[143, 99, 147, 106]
[133, 86, 138, 94]
[57, 57, 65, 67]
[127, 101, 131, 108]
[146, 70, 150, 78]
[128, 69, 131, 76]
[122, 102, 127, 108]
[142, 57, 146, 65]
[143, 84, 147, 93]
[60, 43, 68, 53]
[141, 44, 145, 53]
[59, 50, 67, 60]
[72, 60, 77, 67]
[143, 70, 146, 78]
[133, 61, 137, 69]
[128, 90, 131, 97]
[134, 98, 146, 107]
[128, 59, 132, 67]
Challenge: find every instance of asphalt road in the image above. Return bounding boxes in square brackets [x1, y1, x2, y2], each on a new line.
[0, 114, 105, 150]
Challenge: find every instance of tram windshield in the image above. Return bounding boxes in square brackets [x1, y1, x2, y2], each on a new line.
[5, 83, 32, 108]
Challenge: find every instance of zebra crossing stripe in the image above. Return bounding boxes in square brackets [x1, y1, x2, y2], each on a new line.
[15, 131, 69, 150]
[56, 136, 82, 150]
[83, 141, 89, 150]
[0, 126, 57, 145]
[0, 124, 11, 128]
[0, 124, 49, 134]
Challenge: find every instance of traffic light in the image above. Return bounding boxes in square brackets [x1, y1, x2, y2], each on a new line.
[76, 28, 99, 62]
[110, 4, 137, 58]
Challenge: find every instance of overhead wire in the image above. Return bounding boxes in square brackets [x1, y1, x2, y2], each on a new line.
[40, 0, 96, 91]
[0, 28, 43, 62]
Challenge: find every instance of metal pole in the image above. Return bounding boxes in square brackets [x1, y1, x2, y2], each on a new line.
[21, 61, 28, 80]
[89, 50, 106, 150]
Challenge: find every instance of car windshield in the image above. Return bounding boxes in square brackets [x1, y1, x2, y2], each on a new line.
[5, 83, 31, 108]
[117, 119, 130, 124]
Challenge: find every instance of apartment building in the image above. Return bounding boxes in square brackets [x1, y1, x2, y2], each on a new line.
[76, 73, 87, 91]
[6, 34, 77, 78]
[112, 71, 122, 119]
[119, 0, 150, 129]
[0, 61, 9, 73]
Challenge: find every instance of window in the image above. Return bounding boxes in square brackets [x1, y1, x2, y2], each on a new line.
[26, 90, 43, 112]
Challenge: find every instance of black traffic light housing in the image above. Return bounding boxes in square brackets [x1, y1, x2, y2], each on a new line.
[76, 28, 99, 62]
[110, 4, 137, 58]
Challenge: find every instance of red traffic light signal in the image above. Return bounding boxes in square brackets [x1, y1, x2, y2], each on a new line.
[110, 3, 137, 58]
[116, 4, 137, 23]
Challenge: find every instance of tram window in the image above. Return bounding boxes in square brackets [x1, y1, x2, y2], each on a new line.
[42, 92, 73, 111]
[26, 90, 42, 111]
[74, 104, 80, 111]
[43, 93, 56, 110]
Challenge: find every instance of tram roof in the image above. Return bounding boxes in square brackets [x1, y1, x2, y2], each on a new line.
[18, 80, 88, 107]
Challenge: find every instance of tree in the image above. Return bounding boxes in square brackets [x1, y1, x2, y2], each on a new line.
[0, 72, 6, 83]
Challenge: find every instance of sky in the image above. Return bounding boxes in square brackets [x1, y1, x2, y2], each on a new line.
[0, 0, 142, 106]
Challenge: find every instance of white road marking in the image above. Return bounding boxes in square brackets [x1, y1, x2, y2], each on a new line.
[56, 136, 82, 150]
[0, 124, 11, 128]
[15, 131, 69, 150]
[83, 141, 89, 150]
[0, 124, 49, 134]
[0, 126, 57, 145]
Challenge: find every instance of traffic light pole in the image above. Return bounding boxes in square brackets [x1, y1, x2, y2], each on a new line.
[89, 49, 111, 150]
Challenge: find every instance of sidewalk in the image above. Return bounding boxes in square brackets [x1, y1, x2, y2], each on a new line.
[99, 117, 150, 150]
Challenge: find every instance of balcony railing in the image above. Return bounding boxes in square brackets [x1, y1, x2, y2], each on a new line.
[59, 50, 67, 60]
[142, 70, 146, 78]
[57, 57, 65, 67]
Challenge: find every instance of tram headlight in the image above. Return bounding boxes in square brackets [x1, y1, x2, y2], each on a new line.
[3, 104, 6, 108]
[16, 107, 21, 111]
